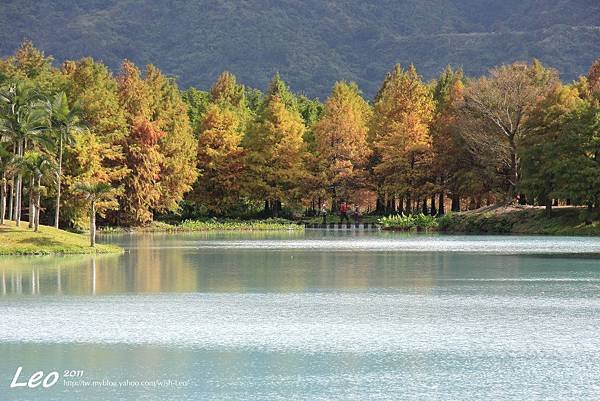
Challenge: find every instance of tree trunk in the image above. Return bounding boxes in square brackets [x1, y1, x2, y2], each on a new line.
[509, 138, 518, 199]
[386, 197, 394, 214]
[398, 196, 404, 215]
[15, 140, 23, 227]
[406, 193, 412, 214]
[375, 194, 384, 214]
[438, 191, 445, 215]
[28, 175, 35, 229]
[34, 176, 41, 232]
[544, 197, 552, 217]
[0, 173, 6, 225]
[8, 177, 14, 220]
[451, 194, 460, 212]
[270, 199, 281, 217]
[14, 174, 22, 226]
[430, 195, 437, 216]
[90, 201, 96, 247]
[468, 197, 477, 210]
[422, 198, 428, 214]
[8, 142, 15, 221]
[54, 136, 63, 228]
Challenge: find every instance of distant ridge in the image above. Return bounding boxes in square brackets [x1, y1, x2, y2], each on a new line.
[1, 0, 599, 98]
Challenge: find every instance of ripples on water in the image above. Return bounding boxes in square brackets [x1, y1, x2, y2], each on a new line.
[2, 292, 599, 353]
[1, 232, 600, 400]
[128, 233, 600, 254]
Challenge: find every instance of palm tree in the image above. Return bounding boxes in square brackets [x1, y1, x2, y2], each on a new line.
[10, 154, 34, 227]
[74, 182, 117, 247]
[0, 143, 17, 225]
[50, 92, 85, 228]
[14, 151, 56, 231]
[0, 81, 51, 227]
[28, 152, 56, 231]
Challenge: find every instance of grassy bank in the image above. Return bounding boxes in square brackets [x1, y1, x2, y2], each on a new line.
[96, 206, 600, 236]
[99, 218, 304, 233]
[438, 206, 600, 235]
[0, 221, 123, 255]
[375, 206, 600, 235]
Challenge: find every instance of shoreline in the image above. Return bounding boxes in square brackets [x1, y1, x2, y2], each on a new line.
[438, 205, 600, 236]
[101, 206, 600, 237]
[98, 219, 305, 234]
[3, 206, 598, 256]
[0, 221, 123, 256]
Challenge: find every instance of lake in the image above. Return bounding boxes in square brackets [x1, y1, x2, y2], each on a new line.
[1, 231, 600, 400]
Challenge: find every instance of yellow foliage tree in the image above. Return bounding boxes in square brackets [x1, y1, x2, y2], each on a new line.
[60, 58, 128, 227]
[115, 61, 197, 225]
[210, 71, 246, 108]
[117, 61, 164, 225]
[243, 76, 307, 215]
[370, 64, 435, 213]
[195, 104, 245, 213]
[145, 65, 198, 213]
[314, 81, 371, 208]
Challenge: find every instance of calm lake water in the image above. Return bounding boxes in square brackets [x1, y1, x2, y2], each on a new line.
[1, 231, 600, 400]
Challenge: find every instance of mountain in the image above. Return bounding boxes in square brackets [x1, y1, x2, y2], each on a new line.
[1, 0, 599, 98]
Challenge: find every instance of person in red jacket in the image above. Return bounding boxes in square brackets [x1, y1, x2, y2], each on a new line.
[339, 202, 350, 223]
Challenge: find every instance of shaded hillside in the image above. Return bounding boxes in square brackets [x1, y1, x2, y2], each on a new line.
[1, 0, 599, 97]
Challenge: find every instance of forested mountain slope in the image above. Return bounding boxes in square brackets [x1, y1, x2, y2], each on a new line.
[1, 0, 599, 97]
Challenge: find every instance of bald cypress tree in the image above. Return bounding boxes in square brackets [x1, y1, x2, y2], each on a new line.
[369, 64, 435, 213]
[193, 72, 248, 214]
[145, 65, 198, 214]
[60, 58, 128, 228]
[314, 81, 371, 207]
[431, 66, 464, 213]
[117, 61, 164, 225]
[210, 71, 246, 107]
[519, 84, 584, 215]
[243, 75, 307, 216]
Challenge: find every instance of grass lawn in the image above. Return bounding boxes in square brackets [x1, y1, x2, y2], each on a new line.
[0, 220, 122, 255]
[439, 205, 600, 235]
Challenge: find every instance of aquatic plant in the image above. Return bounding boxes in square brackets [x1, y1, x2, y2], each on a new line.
[177, 218, 303, 231]
[378, 213, 438, 231]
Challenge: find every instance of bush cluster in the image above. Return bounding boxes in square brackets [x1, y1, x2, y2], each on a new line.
[378, 213, 438, 231]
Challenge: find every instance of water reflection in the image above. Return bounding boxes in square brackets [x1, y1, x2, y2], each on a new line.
[1, 232, 599, 297]
[2, 232, 600, 400]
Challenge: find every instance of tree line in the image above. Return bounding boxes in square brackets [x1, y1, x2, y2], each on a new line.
[0, 42, 599, 229]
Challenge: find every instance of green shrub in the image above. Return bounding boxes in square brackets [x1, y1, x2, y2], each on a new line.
[178, 218, 303, 231]
[436, 213, 455, 231]
[379, 213, 438, 231]
[378, 214, 416, 230]
[414, 213, 438, 230]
